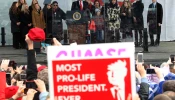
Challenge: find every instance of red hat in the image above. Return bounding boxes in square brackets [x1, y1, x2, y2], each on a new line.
[5, 86, 22, 100]
[37, 65, 47, 72]
[28, 28, 45, 42]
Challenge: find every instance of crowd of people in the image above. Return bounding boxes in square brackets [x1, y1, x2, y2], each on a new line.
[9, 0, 163, 48]
[0, 35, 175, 100]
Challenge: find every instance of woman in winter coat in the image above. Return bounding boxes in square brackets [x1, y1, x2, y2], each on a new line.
[120, 0, 133, 39]
[106, 0, 121, 42]
[9, 2, 21, 49]
[132, 0, 144, 46]
[32, 3, 45, 29]
[20, 4, 32, 48]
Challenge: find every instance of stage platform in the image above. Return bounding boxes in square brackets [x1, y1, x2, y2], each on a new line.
[0, 42, 174, 65]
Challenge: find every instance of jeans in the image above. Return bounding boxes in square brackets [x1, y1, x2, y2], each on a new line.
[96, 30, 102, 41]
[86, 36, 91, 44]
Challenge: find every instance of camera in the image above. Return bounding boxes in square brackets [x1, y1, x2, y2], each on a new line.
[147, 69, 156, 74]
[20, 74, 26, 80]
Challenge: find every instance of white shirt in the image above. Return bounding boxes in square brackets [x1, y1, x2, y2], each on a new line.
[110, 86, 125, 100]
[153, 2, 156, 8]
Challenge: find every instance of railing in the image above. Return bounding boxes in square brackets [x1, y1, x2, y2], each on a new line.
[1, 27, 6, 47]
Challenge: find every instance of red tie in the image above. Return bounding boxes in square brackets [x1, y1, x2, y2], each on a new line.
[80, 0, 83, 10]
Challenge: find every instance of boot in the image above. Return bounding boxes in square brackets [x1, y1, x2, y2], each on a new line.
[135, 30, 139, 47]
[139, 33, 143, 46]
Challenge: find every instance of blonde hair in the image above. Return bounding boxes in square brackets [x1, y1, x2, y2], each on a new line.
[18, 0, 27, 6]
[21, 4, 29, 14]
[123, 1, 131, 8]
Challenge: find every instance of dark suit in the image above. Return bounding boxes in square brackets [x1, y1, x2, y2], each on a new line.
[147, 2, 163, 46]
[71, 0, 88, 11]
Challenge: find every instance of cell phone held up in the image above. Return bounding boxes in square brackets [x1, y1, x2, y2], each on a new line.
[6, 73, 11, 85]
[147, 69, 156, 74]
[137, 53, 143, 63]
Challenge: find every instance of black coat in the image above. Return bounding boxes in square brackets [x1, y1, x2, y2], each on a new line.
[138, 82, 150, 100]
[132, 1, 144, 29]
[46, 8, 66, 38]
[9, 10, 20, 33]
[52, 8, 66, 34]
[71, 1, 88, 11]
[43, 5, 52, 34]
[50, 8, 66, 25]
[120, 7, 133, 32]
[19, 12, 32, 35]
[147, 2, 163, 24]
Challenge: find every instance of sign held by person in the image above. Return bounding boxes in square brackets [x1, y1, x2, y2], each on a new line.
[47, 43, 135, 100]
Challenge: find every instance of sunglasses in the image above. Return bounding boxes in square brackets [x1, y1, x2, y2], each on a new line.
[54, 5, 58, 6]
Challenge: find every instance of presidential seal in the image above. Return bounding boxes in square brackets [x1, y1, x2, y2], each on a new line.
[73, 12, 81, 21]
